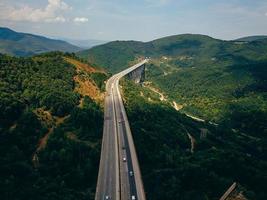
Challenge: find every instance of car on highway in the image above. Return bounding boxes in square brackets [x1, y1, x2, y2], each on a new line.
[131, 195, 136, 200]
[123, 157, 126, 162]
[129, 171, 133, 176]
[104, 195, 110, 200]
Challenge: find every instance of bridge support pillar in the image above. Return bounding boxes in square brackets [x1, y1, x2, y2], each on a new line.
[126, 64, 145, 84]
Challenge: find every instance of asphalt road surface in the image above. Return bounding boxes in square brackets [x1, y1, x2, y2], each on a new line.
[95, 60, 148, 200]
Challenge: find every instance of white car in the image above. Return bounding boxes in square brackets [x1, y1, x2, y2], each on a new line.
[123, 157, 126, 162]
[129, 171, 133, 176]
[131, 195, 136, 200]
[105, 195, 110, 200]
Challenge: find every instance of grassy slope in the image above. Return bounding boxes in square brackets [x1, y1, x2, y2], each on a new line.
[0, 52, 107, 200]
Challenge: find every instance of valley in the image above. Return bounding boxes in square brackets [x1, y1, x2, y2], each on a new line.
[0, 30, 266, 200]
[1, 0, 267, 199]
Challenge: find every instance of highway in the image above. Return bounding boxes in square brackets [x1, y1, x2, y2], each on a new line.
[95, 60, 148, 200]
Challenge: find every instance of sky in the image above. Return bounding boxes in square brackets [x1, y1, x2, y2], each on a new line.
[0, 0, 267, 41]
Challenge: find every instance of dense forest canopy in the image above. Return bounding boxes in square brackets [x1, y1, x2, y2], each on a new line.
[122, 80, 267, 200]
[0, 52, 105, 200]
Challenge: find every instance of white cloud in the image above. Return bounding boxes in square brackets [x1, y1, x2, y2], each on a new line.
[73, 17, 89, 23]
[49, 16, 67, 23]
[0, 0, 71, 23]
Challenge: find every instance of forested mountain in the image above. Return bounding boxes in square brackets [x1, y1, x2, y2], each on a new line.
[79, 34, 267, 199]
[78, 33, 267, 124]
[78, 34, 267, 73]
[0, 52, 107, 200]
[78, 40, 148, 73]
[0, 27, 81, 56]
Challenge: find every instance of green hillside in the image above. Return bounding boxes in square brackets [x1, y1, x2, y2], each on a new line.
[78, 34, 220, 73]
[0, 52, 107, 200]
[0, 27, 81, 56]
[122, 80, 267, 200]
[78, 33, 267, 126]
[78, 40, 150, 73]
[145, 37, 267, 127]
[78, 34, 267, 73]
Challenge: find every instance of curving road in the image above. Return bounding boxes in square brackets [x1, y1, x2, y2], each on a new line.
[95, 60, 148, 200]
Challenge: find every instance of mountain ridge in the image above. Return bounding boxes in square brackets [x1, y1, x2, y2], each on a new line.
[78, 33, 267, 73]
[0, 27, 81, 56]
[59, 38, 108, 49]
[235, 35, 267, 42]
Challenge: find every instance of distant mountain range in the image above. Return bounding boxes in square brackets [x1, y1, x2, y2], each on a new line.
[59, 38, 108, 49]
[0, 27, 81, 56]
[235, 35, 267, 42]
